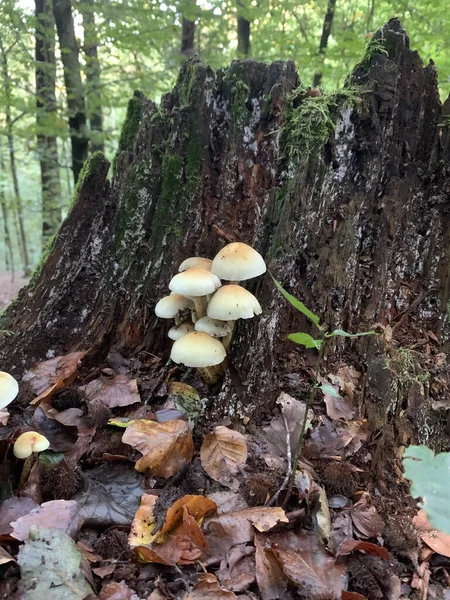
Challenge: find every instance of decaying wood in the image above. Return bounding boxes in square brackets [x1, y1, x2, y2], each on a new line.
[1, 19, 449, 455]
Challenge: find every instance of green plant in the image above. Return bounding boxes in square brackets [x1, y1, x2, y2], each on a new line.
[403, 445, 450, 534]
[272, 275, 375, 493]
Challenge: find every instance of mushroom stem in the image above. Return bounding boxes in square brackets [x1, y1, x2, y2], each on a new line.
[197, 366, 221, 385]
[174, 315, 183, 326]
[221, 320, 235, 352]
[19, 454, 36, 487]
[193, 296, 207, 320]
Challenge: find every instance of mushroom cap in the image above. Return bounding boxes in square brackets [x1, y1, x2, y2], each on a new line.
[194, 316, 232, 337]
[13, 431, 50, 459]
[0, 371, 19, 410]
[169, 268, 222, 297]
[207, 285, 262, 320]
[168, 321, 195, 340]
[170, 331, 226, 367]
[211, 242, 266, 281]
[178, 257, 212, 272]
[155, 294, 193, 318]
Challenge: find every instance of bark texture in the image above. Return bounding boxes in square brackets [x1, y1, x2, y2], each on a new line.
[52, 0, 89, 182]
[181, 17, 196, 58]
[36, 0, 62, 244]
[1, 20, 449, 456]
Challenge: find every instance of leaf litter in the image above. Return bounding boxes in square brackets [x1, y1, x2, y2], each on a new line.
[2, 350, 449, 599]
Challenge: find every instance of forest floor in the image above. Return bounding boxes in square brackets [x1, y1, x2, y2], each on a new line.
[0, 273, 28, 311]
[1, 339, 450, 600]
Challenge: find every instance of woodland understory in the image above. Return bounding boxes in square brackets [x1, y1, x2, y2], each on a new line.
[1, 18, 450, 600]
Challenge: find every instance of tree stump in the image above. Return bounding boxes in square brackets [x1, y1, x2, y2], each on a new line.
[1, 19, 449, 465]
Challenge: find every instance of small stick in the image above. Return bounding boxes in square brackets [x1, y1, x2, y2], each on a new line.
[267, 411, 292, 506]
[212, 223, 237, 243]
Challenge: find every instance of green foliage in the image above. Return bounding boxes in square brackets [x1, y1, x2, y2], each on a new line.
[271, 275, 321, 328]
[403, 445, 450, 534]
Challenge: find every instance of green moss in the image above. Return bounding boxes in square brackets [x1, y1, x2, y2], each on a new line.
[112, 94, 143, 174]
[28, 231, 58, 288]
[282, 85, 360, 163]
[73, 151, 106, 201]
[386, 348, 431, 389]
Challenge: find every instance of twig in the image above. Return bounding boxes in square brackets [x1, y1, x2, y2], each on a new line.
[212, 223, 238, 243]
[391, 289, 432, 333]
[267, 411, 292, 506]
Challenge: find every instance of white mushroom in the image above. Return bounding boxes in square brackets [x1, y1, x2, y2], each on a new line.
[211, 242, 266, 282]
[168, 322, 195, 340]
[0, 371, 19, 410]
[194, 316, 231, 338]
[169, 267, 221, 319]
[155, 294, 193, 318]
[178, 257, 212, 272]
[207, 285, 262, 320]
[170, 331, 227, 384]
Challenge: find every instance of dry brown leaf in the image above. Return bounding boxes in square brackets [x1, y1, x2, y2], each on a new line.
[160, 495, 217, 536]
[23, 351, 88, 405]
[309, 417, 368, 459]
[207, 492, 248, 515]
[413, 509, 450, 558]
[342, 592, 367, 600]
[200, 426, 247, 491]
[323, 394, 355, 421]
[134, 540, 181, 566]
[329, 366, 361, 400]
[217, 543, 255, 592]
[183, 573, 238, 599]
[337, 539, 391, 560]
[255, 533, 290, 600]
[0, 546, 15, 565]
[92, 564, 117, 578]
[98, 580, 139, 600]
[350, 493, 384, 538]
[83, 375, 141, 409]
[0, 497, 39, 538]
[10, 499, 83, 541]
[129, 493, 158, 548]
[122, 418, 194, 477]
[261, 393, 312, 460]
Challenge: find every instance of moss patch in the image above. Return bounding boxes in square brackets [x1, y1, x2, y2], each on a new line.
[112, 93, 143, 174]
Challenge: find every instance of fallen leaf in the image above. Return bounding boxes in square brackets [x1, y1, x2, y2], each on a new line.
[18, 526, 93, 599]
[309, 417, 368, 459]
[201, 426, 247, 491]
[129, 494, 158, 548]
[207, 492, 248, 515]
[341, 592, 367, 600]
[23, 351, 88, 406]
[323, 393, 355, 421]
[93, 564, 117, 578]
[328, 366, 361, 401]
[316, 486, 331, 544]
[83, 375, 141, 409]
[160, 495, 217, 536]
[413, 509, 450, 558]
[261, 393, 313, 460]
[0, 497, 39, 538]
[11, 500, 83, 541]
[217, 543, 255, 592]
[269, 531, 346, 600]
[98, 580, 139, 600]
[32, 406, 78, 451]
[122, 418, 194, 477]
[337, 539, 391, 560]
[350, 493, 384, 538]
[255, 533, 289, 600]
[183, 573, 237, 599]
[168, 381, 201, 422]
[73, 463, 145, 527]
[0, 546, 15, 565]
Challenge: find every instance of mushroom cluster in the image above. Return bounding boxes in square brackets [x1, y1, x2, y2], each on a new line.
[155, 242, 266, 383]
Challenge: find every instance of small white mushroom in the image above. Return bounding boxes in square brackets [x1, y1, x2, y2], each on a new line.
[0, 371, 19, 410]
[170, 331, 227, 385]
[211, 242, 266, 282]
[207, 285, 262, 320]
[178, 257, 212, 272]
[168, 322, 195, 340]
[194, 316, 231, 338]
[169, 268, 221, 319]
[155, 294, 193, 318]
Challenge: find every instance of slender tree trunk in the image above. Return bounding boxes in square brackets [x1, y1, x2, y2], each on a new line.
[52, 0, 89, 182]
[80, 0, 104, 153]
[0, 144, 14, 277]
[181, 17, 196, 58]
[35, 0, 62, 246]
[237, 1, 250, 57]
[313, 0, 337, 87]
[0, 36, 31, 277]
[1, 19, 449, 482]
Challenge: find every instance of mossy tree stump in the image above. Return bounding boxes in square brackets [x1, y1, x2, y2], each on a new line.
[1, 20, 450, 470]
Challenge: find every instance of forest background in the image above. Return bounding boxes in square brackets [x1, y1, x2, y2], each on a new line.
[1, 0, 449, 278]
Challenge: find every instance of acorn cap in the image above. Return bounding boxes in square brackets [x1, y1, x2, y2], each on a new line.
[155, 294, 193, 318]
[211, 242, 266, 281]
[0, 371, 19, 410]
[194, 316, 232, 337]
[178, 257, 212, 272]
[170, 332, 226, 367]
[169, 268, 222, 297]
[13, 431, 50, 459]
[207, 285, 262, 320]
[168, 322, 195, 340]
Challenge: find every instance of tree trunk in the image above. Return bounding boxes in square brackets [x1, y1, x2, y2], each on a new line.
[1, 19, 449, 476]
[237, 1, 250, 57]
[52, 0, 89, 182]
[0, 35, 31, 277]
[35, 0, 62, 245]
[313, 0, 337, 87]
[80, 0, 104, 153]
